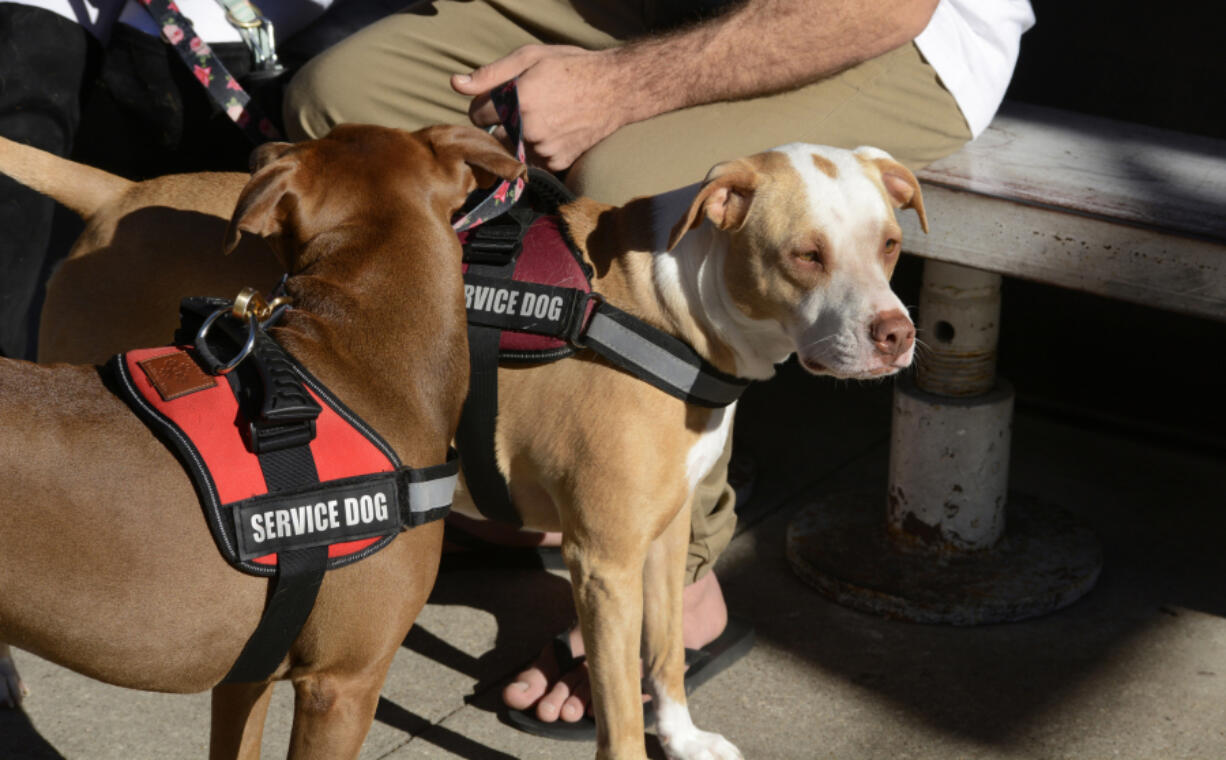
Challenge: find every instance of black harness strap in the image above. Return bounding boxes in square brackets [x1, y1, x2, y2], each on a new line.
[223, 330, 329, 683]
[580, 304, 750, 408]
[224, 545, 327, 679]
[224, 447, 327, 682]
[455, 209, 533, 526]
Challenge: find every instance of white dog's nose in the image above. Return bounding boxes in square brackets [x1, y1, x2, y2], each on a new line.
[870, 310, 914, 361]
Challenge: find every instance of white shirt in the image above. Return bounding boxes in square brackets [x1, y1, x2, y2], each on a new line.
[115, 0, 331, 44]
[16, 0, 330, 44]
[915, 0, 1036, 137]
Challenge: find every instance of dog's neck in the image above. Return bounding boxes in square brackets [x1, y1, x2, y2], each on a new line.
[268, 228, 466, 459]
[566, 189, 794, 381]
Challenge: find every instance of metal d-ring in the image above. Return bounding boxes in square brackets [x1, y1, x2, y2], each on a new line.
[196, 305, 258, 375]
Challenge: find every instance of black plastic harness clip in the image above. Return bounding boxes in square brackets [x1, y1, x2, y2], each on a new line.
[244, 330, 321, 454]
[566, 291, 604, 349]
[463, 208, 530, 265]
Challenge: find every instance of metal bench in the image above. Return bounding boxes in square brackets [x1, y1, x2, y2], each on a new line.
[787, 102, 1226, 624]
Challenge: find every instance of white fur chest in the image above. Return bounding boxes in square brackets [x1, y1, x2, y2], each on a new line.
[684, 403, 736, 495]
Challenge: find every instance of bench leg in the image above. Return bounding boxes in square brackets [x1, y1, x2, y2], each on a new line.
[786, 261, 1102, 625]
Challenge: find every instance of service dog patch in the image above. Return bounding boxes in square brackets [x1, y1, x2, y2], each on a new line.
[463, 275, 580, 338]
[233, 475, 401, 561]
[461, 214, 592, 361]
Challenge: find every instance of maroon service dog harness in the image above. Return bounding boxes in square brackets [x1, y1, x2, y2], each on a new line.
[456, 170, 752, 526]
[110, 296, 458, 682]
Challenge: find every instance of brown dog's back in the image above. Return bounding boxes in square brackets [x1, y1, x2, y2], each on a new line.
[0, 135, 281, 363]
[37, 171, 283, 363]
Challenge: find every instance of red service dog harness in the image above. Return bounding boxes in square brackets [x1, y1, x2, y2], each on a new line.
[109, 296, 458, 682]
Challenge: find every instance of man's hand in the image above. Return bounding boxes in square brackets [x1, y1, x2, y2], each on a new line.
[452, 45, 632, 172]
[449, 0, 941, 172]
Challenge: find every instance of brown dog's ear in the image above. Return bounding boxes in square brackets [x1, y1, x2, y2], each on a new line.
[224, 154, 300, 265]
[248, 141, 294, 173]
[858, 149, 929, 233]
[667, 159, 761, 251]
[420, 124, 526, 190]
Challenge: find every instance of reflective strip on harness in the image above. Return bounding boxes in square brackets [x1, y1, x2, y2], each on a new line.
[583, 306, 750, 408]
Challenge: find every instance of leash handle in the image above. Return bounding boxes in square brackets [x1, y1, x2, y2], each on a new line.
[452, 79, 528, 233]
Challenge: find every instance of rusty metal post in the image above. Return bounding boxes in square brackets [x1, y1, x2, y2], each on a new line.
[786, 260, 1102, 625]
[915, 262, 1001, 396]
[887, 263, 1011, 554]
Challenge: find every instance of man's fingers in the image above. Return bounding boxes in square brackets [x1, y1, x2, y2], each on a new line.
[451, 45, 548, 96]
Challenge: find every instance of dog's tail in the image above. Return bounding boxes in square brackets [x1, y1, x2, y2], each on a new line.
[0, 135, 133, 220]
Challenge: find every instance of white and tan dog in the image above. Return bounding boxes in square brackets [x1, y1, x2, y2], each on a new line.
[448, 143, 923, 759]
[22, 140, 924, 760]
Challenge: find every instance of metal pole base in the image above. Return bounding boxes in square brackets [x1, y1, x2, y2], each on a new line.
[785, 490, 1102, 625]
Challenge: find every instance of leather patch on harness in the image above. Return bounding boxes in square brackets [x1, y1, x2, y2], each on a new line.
[138, 351, 217, 401]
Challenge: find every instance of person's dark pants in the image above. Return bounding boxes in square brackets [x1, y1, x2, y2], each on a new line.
[0, 0, 401, 359]
[0, 4, 263, 359]
[0, 4, 91, 359]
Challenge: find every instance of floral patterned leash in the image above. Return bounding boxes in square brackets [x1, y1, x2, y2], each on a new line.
[451, 79, 528, 233]
[138, 0, 281, 144]
[127, 5, 524, 217]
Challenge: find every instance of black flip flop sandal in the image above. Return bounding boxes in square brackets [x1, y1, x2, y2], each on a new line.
[504, 617, 756, 740]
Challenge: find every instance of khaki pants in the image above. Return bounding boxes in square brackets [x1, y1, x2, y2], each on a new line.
[284, 0, 971, 582]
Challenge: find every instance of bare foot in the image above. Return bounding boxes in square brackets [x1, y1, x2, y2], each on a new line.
[501, 570, 728, 723]
[0, 643, 27, 709]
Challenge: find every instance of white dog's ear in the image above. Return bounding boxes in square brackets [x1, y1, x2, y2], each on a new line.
[857, 149, 929, 233]
[667, 159, 760, 250]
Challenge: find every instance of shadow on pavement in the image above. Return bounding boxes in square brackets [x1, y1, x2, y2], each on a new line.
[0, 708, 66, 760]
[375, 697, 519, 760]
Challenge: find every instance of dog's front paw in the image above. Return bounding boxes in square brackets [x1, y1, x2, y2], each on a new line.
[0, 651, 28, 709]
[660, 728, 743, 760]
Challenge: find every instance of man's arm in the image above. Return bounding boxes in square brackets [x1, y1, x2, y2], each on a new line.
[453, 0, 940, 170]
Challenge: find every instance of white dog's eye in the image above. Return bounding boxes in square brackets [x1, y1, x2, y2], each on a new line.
[884, 238, 899, 254]
[795, 249, 826, 271]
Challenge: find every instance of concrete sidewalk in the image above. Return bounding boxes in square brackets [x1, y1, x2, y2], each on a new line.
[3, 361, 1225, 759]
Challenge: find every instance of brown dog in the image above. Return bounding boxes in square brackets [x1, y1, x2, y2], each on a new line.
[22, 137, 922, 759]
[0, 124, 523, 758]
